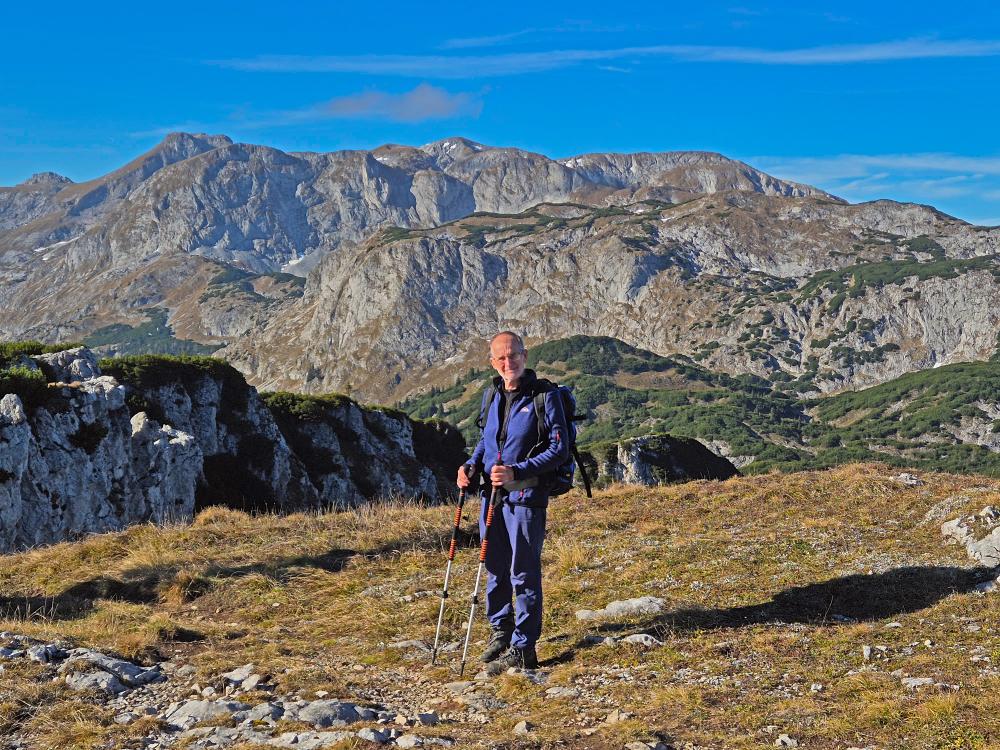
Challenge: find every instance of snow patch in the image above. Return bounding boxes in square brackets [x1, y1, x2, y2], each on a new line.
[32, 236, 81, 254]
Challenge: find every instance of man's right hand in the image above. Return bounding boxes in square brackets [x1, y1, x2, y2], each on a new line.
[456, 465, 476, 489]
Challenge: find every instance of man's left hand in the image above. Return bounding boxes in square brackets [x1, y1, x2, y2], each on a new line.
[490, 464, 514, 486]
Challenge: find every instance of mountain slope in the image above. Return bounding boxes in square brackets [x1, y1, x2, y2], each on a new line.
[398, 335, 1000, 477]
[224, 196, 1000, 401]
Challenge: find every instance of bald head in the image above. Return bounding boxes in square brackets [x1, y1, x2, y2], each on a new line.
[489, 330, 525, 353]
[489, 331, 527, 390]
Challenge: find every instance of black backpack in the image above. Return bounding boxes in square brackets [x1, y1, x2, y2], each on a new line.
[476, 378, 593, 498]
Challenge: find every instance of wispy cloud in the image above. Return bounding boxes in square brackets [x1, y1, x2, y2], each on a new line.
[301, 84, 483, 123]
[754, 153, 1000, 183]
[212, 38, 1000, 78]
[751, 152, 1000, 221]
[441, 21, 628, 50]
[441, 29, 541, 49]
[135, 85, 482, 136]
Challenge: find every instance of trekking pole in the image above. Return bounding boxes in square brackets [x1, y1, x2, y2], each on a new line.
[459, 486, 500, 677]
[430, 484, 469, 665]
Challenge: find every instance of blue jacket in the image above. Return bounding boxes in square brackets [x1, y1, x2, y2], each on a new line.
[468, 370, 570, 508]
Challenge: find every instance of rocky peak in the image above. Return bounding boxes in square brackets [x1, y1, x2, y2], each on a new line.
[16, 172, 73, 189]
[419, 136, 490, 165]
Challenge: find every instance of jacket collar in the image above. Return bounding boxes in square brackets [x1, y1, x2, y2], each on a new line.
[491, 368, 537, 394]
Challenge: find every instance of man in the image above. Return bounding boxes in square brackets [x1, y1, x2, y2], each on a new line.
[456, 331, 569, 669]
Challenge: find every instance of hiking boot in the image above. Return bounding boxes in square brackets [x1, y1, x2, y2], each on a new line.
[480, 626, 512, 663]
[496, 644, 539, 670]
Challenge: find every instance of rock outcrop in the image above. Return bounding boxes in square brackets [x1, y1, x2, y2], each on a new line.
[941, 505, 1000, 567]
[0, 358, 201, 552]
[0, 347, 466, 552]
[577, 434, 740, 490]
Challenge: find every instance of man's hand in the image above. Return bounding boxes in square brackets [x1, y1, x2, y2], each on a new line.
[457, 465, 475, 489]
[490, 464, 514, 487]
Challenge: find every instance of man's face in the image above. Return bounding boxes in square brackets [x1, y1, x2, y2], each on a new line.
[490, 335, 527, 385]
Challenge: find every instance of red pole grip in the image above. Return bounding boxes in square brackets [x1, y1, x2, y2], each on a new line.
[479, 501, 496, 562]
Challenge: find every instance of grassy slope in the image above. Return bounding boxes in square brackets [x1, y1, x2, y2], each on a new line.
[400, 335, 1000, 478]
[1, 465, 999, 748]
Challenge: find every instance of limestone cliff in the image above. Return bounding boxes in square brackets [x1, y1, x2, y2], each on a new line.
[0, 347, 466, 552]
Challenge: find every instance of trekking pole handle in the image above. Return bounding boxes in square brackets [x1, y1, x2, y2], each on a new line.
[447, 488, 467, 562]
[479, 498, 496, 562]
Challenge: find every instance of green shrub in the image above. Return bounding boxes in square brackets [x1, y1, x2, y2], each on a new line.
[0, 366, 51, 410]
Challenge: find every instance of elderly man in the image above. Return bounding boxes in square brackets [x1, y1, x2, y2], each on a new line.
[457, 331, 569, 669]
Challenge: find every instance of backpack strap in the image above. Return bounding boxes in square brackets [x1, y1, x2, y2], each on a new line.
[475, 383, 498, 431]
[573, 445, 593, 498]
[532, 378, 554, 445]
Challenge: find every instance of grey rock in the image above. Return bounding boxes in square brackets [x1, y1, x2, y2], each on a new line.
[942, 506, 1000, 567]
[892, 472, 924, 486]
[581, 434, 739, 487]
[975, 577, 1000, 594]
[0, 376, 202, 554]
[357, 727, 391, 743]
[299, 699, 359, 727]
[164, 699, 251, 727]
[396, 735, 424, 748]
[26, 644, 66, 663]
[775, 734, 798, 747]
[221, 663, 255, 684]
[0, 345, 464, 551]
[415, 711, 438, 726]
[60, 649, 163, 687]
[32, 347, 101, 383]
[387, 640, 431, 652]
[513, 720, 533, 735]
[271, 732, 356, 749]
[65, 670, 127, 694]
[621, 633, 663, 648]
[576, 596, 665, 621]
[902, 677, 935, 689]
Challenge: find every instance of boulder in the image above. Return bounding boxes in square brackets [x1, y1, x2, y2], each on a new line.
[941, 506, 1000, 567]
[32, 347, 101, 383]
[578, 434, 739, 489]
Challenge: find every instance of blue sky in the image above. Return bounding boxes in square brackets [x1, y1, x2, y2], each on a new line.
[2, 1, 999, 224]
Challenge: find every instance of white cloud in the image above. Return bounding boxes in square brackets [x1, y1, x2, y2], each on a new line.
[313, 84, 483, 123]
[264, 84, 481, 126]
[212, 38, 1000, 78]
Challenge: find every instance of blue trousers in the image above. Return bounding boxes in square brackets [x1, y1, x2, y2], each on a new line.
[479, 498, 547, 649]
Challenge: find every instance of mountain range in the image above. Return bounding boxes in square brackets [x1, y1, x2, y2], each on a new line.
[2, 133, 999, 465]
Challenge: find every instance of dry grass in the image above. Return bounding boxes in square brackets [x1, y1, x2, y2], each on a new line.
[1, 464, 999, 748]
